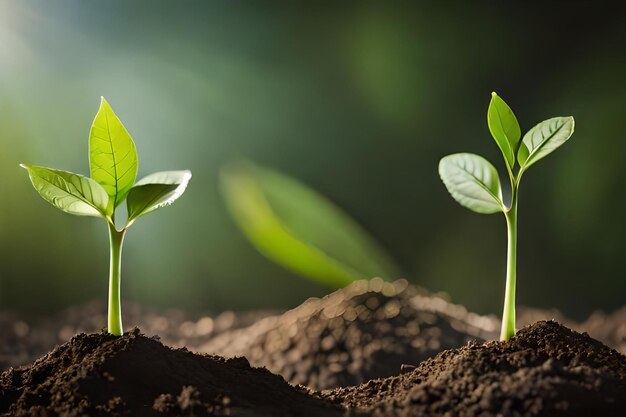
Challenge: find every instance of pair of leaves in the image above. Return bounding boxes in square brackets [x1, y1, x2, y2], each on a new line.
[22, 98, 191, 225]
[488, 92, 575, 173]
[439, 92, 575, 214]
[220, 160, 401, 288]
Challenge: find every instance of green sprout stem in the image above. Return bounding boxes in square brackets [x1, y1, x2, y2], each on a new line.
[501, 190, 517, 341]
[439, 93, 574, 343]
[107, 221, 126, 336]
[21, 98, 192, 338]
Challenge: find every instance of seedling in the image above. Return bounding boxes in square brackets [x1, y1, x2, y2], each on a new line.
[21, 97, 192, 336]
[438, 92, 574, 341]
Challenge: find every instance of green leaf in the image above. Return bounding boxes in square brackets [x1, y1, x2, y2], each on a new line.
[126, 170, 192, 222]
[439, 153, 504, 214]
[89, 97, 138, 208]
[517, 116, 575, 171]
[487, 92, 521, 169]
[220, 160, 401, 288]
[21, 164, 109, 218]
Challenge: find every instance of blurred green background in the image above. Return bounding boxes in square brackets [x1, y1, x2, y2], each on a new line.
[1, 1, 624, 320]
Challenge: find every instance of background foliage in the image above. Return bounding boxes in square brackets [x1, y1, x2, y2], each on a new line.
[0, 1, 624, 319]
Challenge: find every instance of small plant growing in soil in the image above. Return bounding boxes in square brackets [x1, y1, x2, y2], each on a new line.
[21, 97, 191, 336]
[439, 92, 574, 341]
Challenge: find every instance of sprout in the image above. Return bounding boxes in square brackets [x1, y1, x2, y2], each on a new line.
[21, 97, 191, 336]
[439, 92, 574, 341]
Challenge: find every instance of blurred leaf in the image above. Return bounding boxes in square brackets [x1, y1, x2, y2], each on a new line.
[487, 92, 521, 169]
[126, 170, 192, 222]
[21, 164, 109, 218]
[89, 97, 138, 208]
[439, 153, 504, 214]
[518, 116, 575, 172]
[220, 160, 401, 287]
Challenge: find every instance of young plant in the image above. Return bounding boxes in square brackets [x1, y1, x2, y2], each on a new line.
[21, 97, 192, 336]
[438, 92, 574, 341]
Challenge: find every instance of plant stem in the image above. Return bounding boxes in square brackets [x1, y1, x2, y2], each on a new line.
[107, 221, 126, 336]
[500, 193, 517, 341]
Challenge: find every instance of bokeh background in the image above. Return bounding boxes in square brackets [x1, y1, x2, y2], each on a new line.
[1, 1, 624, 320]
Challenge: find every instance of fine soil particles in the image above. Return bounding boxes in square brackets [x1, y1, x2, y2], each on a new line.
[0, 329, 341, 417]
[199, 278, 498, 390]
[325, 320, 626, 417]
[2, 321, 625, 416]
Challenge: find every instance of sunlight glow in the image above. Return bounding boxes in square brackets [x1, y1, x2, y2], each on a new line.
[0, 1, 35, 80]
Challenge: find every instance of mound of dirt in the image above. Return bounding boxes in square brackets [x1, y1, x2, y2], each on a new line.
[0, 302, 275, 371]
[0, 329, 341, 417]
[199, 278, 499, 390]
[580, 306, 626, 355]
[516, 306, 626, 356]
[327, 321, 626, 417]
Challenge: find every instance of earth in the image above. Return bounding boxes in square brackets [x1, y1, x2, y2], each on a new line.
[1, 279, 624, 416]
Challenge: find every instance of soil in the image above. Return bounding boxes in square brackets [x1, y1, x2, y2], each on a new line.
[580, 306, 626, 355]
[4, 279, 625, 395]
[3, 320, 624, 417]
[0, 328, 341, 417]
[517, 306, 626, 355]
[0, 302, 276, 372]
[325, 321, 626, 417]
[199, 278, 500, 390]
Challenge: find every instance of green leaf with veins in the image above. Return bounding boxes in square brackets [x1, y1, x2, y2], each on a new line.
[21, 164, 109, 217]
[487, 92, 521, 169]
[89, 97, 138, 208]
[126, 170, 192, 222]
[21, 97, 192, 337]
[439, 153, 504, 214]
[517, 116, 575, 172]
[439, 92, 576, 341]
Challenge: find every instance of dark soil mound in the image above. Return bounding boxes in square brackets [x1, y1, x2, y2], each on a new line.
[581, 307, 626, 355]
[0, 329, 341, 417]
[200, 279, 499, 390]
[0, 302, 275, 371]
[516, 306, 626, 355]
[327, 321, 626, 417]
